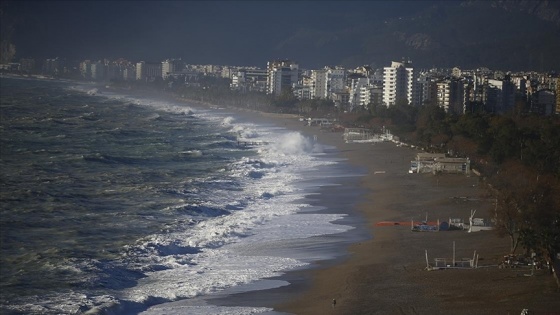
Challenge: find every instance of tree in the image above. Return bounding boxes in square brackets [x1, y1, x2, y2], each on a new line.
[490, 160, 560, 288]
[517, 174, 560, 287]
[487, 116, 519, 163]
[490, 161, 534, 254]
[272, 87, 298, 112]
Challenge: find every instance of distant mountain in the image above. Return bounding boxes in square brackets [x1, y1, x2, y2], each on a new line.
[277, 1, 560, 71]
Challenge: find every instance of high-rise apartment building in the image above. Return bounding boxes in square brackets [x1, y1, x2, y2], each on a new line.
[484, 77, 516, 114]
[136, 61, 163, 81]
[311, 69, 328, 99]
[162, 59, 184, 79]
[382, 60, 416, 106]
[266, 60, 299, 95]
[436, 78, 466, 114]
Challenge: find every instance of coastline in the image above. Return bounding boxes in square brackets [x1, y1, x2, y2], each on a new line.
[193, 104, 560, 315]
[4, 76, 558, 314]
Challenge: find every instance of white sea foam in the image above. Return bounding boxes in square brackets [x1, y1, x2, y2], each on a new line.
[40, 85, 356, 314]
[124, 114, 354, 313]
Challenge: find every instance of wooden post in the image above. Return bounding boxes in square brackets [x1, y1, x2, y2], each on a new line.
[452, 241, 456, 267]
[475, 254, 479, 268]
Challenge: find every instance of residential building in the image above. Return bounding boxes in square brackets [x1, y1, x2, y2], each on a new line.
[370, 85, 383, 108]
[327, 67, 346, 95]
[162, 59, 184, 79]
[451, 67, 462, 79]
[311, 69, 328, 99]
[90, 62, 105, 81]
[266, 60, 299, 95]
[416, 73, 436, 106]
[294, 75, 313, 100]
[436, 78, 466, 114]
[80, 60, 92, 80]
[136, 61, 163, 81]
[230, 68, 267, 93]
[531, 89, 556, 116]
[123, 66, 136, 81]
[348, 76, 370, 109]
[485, 77, 516, 113]
[383, 60, 416, 106]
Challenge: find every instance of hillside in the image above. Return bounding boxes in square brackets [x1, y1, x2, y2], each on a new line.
[276, 1, 560, 71]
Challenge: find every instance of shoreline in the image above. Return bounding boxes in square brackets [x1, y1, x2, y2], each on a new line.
[4, 76, 558, 314]
[194, 103, 560, 315]
[75, 83, 560, 314]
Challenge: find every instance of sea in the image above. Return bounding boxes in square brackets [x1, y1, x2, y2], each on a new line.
[0, 76, 367, 315]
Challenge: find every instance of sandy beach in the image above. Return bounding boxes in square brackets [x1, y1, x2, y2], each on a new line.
[215, 107, 560, 315]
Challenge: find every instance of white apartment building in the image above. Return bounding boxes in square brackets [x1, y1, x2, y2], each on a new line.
[436, 81, 452, 112]
[266, 60, 299, 95]
[327, 67, 346, 94]
[348, 77, 370, 109]
[311, 69, 328, 99]
[162, 59, 183, 79]
[382, 60, 416, 106]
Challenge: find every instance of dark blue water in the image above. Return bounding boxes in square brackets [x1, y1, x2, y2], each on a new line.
[1, 77, 361, 315]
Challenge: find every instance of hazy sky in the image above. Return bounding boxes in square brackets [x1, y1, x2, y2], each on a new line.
[4, 1, 443, 67]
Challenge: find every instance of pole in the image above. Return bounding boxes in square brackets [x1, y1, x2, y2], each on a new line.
[475, 254, 479, 268]
[453, 241, 456, 267]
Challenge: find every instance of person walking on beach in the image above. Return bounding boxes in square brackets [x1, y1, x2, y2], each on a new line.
[332, 298, 336, 308]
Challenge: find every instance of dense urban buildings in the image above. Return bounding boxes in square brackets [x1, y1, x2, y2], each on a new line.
[1, 55, 559, 116]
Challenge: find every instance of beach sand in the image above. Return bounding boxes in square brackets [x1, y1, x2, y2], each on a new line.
[224, 109, 560, 315]
[168, 98, 559, 315]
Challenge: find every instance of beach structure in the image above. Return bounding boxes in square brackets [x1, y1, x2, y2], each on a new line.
[425, 242, 479, 270]
[305, 117, 334, 127]
[449, 218, 467, 230]
[467, 209, 493, 232]
[409, 152, 470, 175]
[343, 128, 374, 142]
[411, 220, 439, 232]
[343, 128, 392, 143]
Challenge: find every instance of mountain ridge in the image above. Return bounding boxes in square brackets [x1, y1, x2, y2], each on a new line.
[276, 1, 560, 71]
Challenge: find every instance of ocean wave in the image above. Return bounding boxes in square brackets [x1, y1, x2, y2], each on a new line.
[82, 153, 145, 165]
